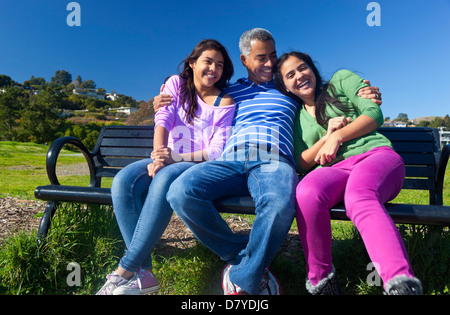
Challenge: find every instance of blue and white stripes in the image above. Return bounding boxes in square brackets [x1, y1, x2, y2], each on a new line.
[223, 78, 299, 163]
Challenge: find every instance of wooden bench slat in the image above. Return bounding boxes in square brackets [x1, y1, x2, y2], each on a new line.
[99, 147, 152, 157]
[378, 128, 436, 142]
[391, 141, 434, 153]
[96, 168, 121, 178]
[380, 133, 434, 141]
[404, 165, 435, 177]
[402, 178, 435, 190]
[102, 128, 154, 139]
[100, 138, 154, 148]
[95, 157, 145, 167]
[401, 153, 436, 165]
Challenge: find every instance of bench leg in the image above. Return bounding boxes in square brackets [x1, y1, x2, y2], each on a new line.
[36, 201, 58, 244]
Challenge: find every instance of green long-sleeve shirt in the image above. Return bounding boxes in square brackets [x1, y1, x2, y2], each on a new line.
[293, 69, 392, 174]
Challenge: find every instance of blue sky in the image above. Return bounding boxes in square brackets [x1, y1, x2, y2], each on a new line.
[1, 0, 449, 120]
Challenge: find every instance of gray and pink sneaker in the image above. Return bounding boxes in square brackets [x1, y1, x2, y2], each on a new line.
[96, 271, 129, 295]
[113, 269, 159, 295]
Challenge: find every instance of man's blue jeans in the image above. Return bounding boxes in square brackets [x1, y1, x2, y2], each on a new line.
[167, 146, 298, 294]
[111, 158, 195, 272]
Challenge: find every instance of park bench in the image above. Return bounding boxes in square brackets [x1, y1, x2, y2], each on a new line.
[34, 125, 450, 239]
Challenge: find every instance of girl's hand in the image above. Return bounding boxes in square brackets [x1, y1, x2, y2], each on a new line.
[324, 117, 351, 140]
[315, 132, 343, 165]
[147, 161, 165, 178]
[151, 145, 182, 164]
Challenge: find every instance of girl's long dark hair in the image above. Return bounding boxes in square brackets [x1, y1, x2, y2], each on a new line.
[274, 51, 354, 126]
[176, 39, 234, 124]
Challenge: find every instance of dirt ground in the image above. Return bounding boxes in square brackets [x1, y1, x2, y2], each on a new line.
[0, 196, 302, 259]
[0, 196, 45, 244]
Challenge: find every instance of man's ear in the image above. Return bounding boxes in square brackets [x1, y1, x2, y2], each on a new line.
[240, 54, 247, 67]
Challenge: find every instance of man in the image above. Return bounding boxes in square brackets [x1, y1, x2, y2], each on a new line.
[155, 28, 381, 295]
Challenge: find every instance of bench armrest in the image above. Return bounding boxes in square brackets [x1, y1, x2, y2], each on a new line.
[436, 143, 450, 205]
[46, 136, 97, 187]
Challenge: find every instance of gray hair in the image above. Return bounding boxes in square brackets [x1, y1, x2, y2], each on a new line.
[239, 28, 275, 57]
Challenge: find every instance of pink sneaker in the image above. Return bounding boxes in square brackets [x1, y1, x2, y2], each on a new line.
[96, 272, 129, 295]
[113, 269, 159, 295]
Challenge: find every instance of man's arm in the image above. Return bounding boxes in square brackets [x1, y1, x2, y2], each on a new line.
[153, 84, 174, 112]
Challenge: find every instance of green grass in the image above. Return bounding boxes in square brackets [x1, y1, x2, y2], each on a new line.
[0, 140, 449, 295]
[0, 141, 111, 199]
[0, 203, 125, 294]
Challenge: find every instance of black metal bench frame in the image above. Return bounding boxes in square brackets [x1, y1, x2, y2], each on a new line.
[34, 125, 450, 239]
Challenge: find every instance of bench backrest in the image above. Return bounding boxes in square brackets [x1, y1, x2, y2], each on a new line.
[92, 125, 154, 179]
[378, 127, 441, 204]
[91, 125, 442, 204]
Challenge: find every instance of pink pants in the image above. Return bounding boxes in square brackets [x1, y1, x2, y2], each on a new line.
[295, 146, 414, 287]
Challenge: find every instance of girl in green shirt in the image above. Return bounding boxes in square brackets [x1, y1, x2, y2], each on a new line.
[275, 51, 422, 295]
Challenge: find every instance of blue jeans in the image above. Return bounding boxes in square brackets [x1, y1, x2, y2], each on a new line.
[111, 158, 195, 272]
[167, 146, 298, 294]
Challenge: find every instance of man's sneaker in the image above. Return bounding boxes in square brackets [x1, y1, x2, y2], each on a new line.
[222, 264, 247, 295]
[259, 267, 281, 295]
[221, 264, 282, 295]
[96, 271, 129, 295]
[113, 269, 159, 295]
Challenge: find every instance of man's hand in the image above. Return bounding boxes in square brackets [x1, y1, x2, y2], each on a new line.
[153, 84, 173, 112]
[358, 79, 382, 105]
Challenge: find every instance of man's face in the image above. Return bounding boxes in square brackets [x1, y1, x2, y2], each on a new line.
[241, 40, 277, 85]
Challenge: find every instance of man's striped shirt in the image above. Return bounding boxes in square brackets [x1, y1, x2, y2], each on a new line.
[223, 78, 299, 165]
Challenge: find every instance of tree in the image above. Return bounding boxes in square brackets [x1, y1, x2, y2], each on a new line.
[73, 75, 82, 88]
[126, 99, 155, 125]
[51, 70, 72, 86]
[113, 95, 138, 108]
[444, 114, 450, 130]
[80, 79, 96, 89]
[23, 75, 46, 87]
[394, 113, 409, 123]
[417, 120, 430, 127]
[416, 115, 450, 129]
[17, 84, 66, 143]
[0, 87, 27, 140]
[0, 74, 14, 88]
[429, 117, 445, 129]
